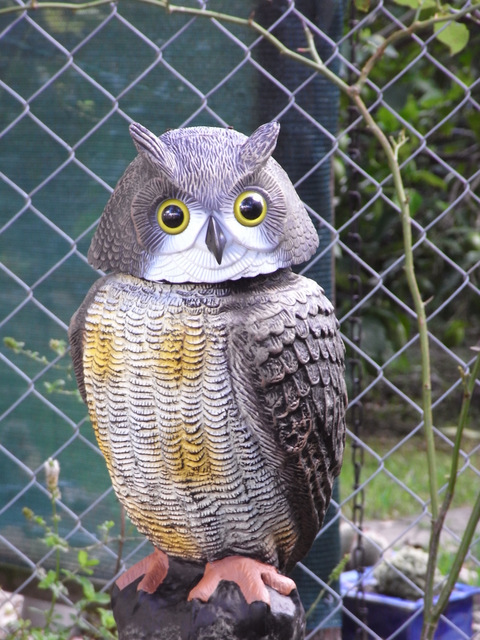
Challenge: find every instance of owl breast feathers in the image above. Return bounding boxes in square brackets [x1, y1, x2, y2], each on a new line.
[70, 269, 345, 572]
[69, 121, 346, 575]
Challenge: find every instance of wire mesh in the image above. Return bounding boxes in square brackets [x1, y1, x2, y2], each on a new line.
[1, 0, 479, 638]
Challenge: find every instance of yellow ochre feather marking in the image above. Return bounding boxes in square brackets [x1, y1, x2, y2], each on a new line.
[153, 319, 215, 481]
[84, 309, 225, 557]
[82, 300, 234, 557]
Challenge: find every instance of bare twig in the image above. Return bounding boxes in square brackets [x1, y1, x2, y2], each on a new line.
[0, 0, 114, 14]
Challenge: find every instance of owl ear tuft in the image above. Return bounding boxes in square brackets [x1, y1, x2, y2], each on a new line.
[129, 122, 177, 181]
[239, 122, 280, 173]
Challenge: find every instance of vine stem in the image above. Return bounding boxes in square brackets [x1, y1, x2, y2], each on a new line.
[346, 86, 438, 640]
[43, 495, 60, 629]
[0, 0, 114, 13]
[421, 351, 480, 639]
[301, 26, 440, 531]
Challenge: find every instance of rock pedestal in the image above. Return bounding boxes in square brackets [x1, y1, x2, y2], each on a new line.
[111, 556, 305, 640]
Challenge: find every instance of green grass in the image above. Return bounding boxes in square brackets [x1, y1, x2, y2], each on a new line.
[339, 434, 480, 521]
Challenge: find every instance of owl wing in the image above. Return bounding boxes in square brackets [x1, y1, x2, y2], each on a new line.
[228, 271, 347, 570]
[68, 276, 110, 403]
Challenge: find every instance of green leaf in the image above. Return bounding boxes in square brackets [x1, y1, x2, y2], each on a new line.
[74, 575, 97, 600]
[354, 0, 370, 11]
[34, 514, 47, 527]
[44, 379, 66, 394]
[400, 94, 419, 124]
[38, 569, 58, 589]
[407, 189, 423, 216]
[61, 568, 76, 581]
[44, 533, 69, 551]
[77, 549, 99, 574]
[411, 169, 447, 190]
[22, 507, 35, 521]
[443, 319, 466, 347]
[434, 20, 469, 55]
[77, 549, 89, 567]
[393, 0, 435, 8]
[467, 231, 480, 251]
[377, 106, 399, 134]
[98, 519, 115, 541]
[98, 606, 117, 631]
[93, 591, 111, 605]
[49, 338, 67, 357]
[3, 336, 25, 352]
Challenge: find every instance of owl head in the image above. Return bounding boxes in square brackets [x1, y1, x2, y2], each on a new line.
[88, 121, 319, 283]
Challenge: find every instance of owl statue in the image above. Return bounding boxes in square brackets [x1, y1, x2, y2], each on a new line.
[69, 121, 346, 606]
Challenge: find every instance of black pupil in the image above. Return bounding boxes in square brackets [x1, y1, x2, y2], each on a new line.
[239, 195, 264, 220]
[161, 204, 184, 228]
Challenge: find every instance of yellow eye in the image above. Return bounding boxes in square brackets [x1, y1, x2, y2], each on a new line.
[234, 191, 267, 227]
[156, 199, 190, 234]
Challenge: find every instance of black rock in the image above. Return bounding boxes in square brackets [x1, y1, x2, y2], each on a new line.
[111, 556, 305, 640]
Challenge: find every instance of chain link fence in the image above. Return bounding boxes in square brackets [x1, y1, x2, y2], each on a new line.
[1, 0, 479, 637]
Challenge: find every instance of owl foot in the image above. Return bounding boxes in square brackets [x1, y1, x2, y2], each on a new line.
[187, 556, 296, 605]
[116, 548, 169, 594]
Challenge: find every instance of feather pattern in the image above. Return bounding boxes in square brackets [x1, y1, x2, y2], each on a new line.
[70, 268, 346, 572]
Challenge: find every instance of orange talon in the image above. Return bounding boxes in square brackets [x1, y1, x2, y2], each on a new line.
[187, 556, 296, 605]
[116, 548, 169, 593]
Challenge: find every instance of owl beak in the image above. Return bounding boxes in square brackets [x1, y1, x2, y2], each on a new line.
[205, 217, 226, 265]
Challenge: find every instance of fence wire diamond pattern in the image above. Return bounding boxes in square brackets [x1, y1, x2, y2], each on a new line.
[1, 1, 479, 638]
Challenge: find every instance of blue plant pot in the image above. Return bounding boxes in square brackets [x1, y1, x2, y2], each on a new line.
[341, 570, 480, 639]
